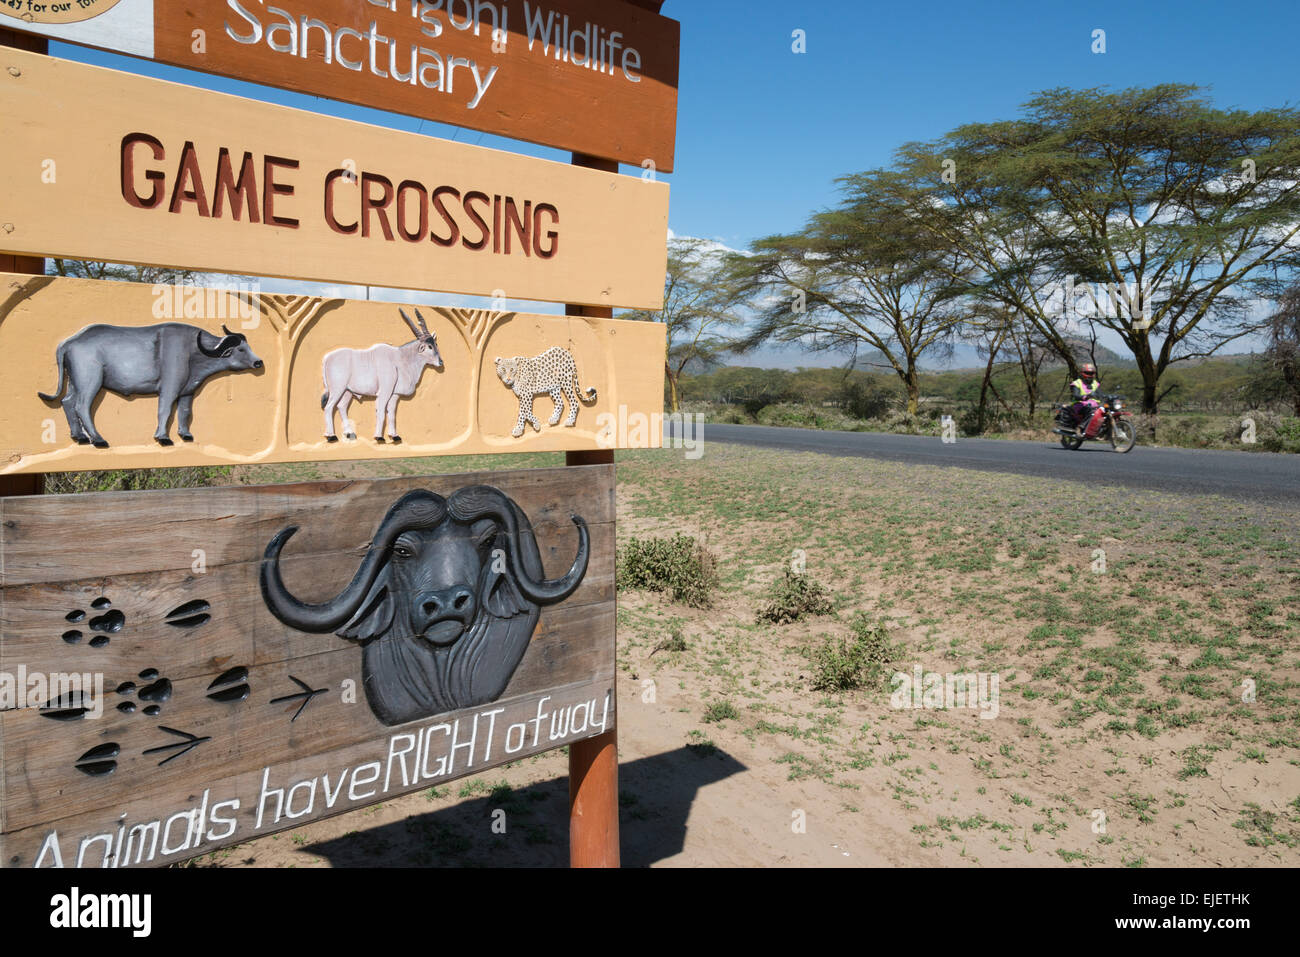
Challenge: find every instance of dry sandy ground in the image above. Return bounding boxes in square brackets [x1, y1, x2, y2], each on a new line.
[197, 446, 1300, 868]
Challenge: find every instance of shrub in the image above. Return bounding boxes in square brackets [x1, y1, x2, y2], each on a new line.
[877, 411, 940, 436]
[755, 403, 861, 432]
[617, 534, 719, 608]
[651, 626, 688, 655]
[957, 407, 1030, 436]
[755, 403, 817, 428]
[808, 616, 894, 692]
[839, 381, 893, 420]
[1260, 415, 1300, 453]
[758, 569, 833, 623]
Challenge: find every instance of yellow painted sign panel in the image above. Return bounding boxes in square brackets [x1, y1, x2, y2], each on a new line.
[0, 48, 670, 309]
[0, 272, 666, 474]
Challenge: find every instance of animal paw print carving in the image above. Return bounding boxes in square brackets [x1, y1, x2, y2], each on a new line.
[61, 597, 125, 648]
[165, 599, 211, 628]
[75, 743, 120, 777]
[206, 667, 250, 703]
[114, 668, 172, 717]
[38, 691, 96, 721]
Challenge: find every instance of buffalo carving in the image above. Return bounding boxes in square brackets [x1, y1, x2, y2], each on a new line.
[260, 486, 589, 725]
[39, 322, 263, 447]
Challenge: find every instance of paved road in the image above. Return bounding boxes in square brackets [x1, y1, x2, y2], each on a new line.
[664, 422, 1300, 503]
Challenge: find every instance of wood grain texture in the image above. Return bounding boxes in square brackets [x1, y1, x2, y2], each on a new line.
[0, 48, 670, 308]
[0, 465, 615, 865]
[0, 675, 615, 868]
[2, 0, 679, 171]
[0, 272, 666, 475]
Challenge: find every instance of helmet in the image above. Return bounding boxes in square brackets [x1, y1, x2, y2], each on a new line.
[1081, 363, 1096, 379]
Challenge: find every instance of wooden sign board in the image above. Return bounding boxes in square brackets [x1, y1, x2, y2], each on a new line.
[0, 0, 679, 172]
[0, 465, 615, 867]
[0, 272, 666, 475]
[0, 48, 670, 309]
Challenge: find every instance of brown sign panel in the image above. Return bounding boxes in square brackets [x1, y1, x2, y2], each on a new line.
[0, 48, 670, 308]
[0, 0, 679, 171]
[0, 272, 667, 475]
[0, 464, 615, 867]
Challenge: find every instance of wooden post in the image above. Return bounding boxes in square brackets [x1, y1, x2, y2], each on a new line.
[566, 152, 620, 868]
[0, 28, 46, 498]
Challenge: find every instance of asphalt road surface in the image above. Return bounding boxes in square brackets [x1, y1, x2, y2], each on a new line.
[664, 422, 1300, 504]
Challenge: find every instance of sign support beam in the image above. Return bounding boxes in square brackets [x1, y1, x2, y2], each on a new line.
[0, 27, 45, 498]
[566, 150, 621, 869]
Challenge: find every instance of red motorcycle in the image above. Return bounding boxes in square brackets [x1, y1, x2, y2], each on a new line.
[1052, 393, 1136, 452]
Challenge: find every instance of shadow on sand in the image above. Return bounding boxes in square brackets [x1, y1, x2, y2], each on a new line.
[254, 744, 747, 868]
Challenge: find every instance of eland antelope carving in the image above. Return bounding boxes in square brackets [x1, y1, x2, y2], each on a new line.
[321, 308, 444, 444]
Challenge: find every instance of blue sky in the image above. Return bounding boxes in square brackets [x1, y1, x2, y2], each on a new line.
[45, 0, 1300, 365]
[55, 1, 1300, 251]
[667, 0, 1300, 249]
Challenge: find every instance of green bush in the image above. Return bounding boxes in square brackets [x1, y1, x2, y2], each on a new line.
[755, 402, 860, 432]
[715, 406, 750, 425]
[617, 534, 719, 608]
[875, 411, 940, 436]
[755, 403, 818, 428]
[839, 381, 893, 420]
[957, 406, 1031, 436]
[758, 569, 833, 624]
[808, 616, 894, 692]
[1260, 416, 1300, 453]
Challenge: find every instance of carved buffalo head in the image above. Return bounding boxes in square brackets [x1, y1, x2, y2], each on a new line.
[260, 486, 588, 725]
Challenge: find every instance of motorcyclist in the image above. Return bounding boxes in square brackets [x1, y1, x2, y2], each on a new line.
[1068, 363, 1101, 434]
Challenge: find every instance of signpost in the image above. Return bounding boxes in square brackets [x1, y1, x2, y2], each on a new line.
[0, 0, 677, 869]
[0, 0, 680, 172]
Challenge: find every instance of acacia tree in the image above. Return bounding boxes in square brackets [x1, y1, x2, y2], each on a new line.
[1000, 312, 1056, 416]
[1265, 283, 1300, 415]
[622, 237, 744, 412]
[729, 172, 968, 414]
[896, 84, 1300, 412]
[962, 301, 1019, 431]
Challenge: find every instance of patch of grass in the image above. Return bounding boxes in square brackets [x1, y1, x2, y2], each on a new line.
[1177, 746, 1216, 780]
[702, 700, 740, 723]
[651, 626, 688, 655]
[686, 729, 718, 757]
[46, 465, 234, 494]
[758, 569, 833, 624]
[1233, 803, 1299, 848]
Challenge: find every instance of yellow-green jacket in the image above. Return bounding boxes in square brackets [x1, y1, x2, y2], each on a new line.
[1070, 377, 1099, 401]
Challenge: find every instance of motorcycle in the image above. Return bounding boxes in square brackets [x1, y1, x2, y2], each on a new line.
[1051, 393, 1136, 452]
